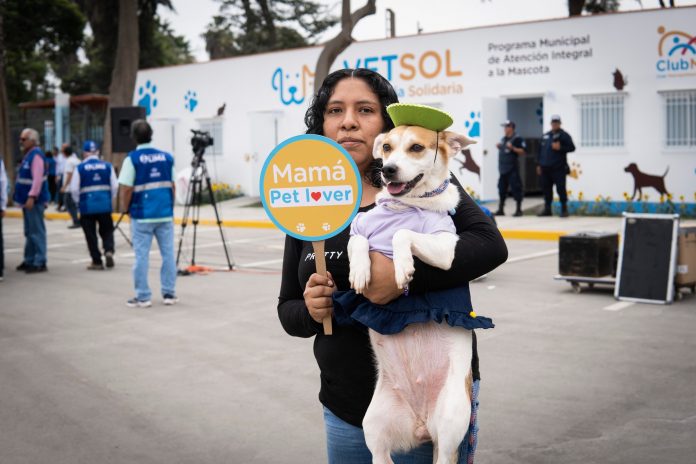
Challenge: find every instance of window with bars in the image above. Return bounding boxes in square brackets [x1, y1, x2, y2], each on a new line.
[662, 90, 696, 148]
[197, 119, 223, 156]
[576, 94, 625, 147]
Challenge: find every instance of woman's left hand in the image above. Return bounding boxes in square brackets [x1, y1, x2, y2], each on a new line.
[363, 252, 402, 305]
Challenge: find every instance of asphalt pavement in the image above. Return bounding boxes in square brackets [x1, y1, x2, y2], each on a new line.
[1, 204, 695, 464]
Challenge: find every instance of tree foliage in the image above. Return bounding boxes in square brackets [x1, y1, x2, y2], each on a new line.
[62, 0, 193, 95]
[203, 0, 337, 59]
[1, 0, 85, 104]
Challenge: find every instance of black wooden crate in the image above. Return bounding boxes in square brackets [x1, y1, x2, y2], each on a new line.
[559, 232, 618, 277]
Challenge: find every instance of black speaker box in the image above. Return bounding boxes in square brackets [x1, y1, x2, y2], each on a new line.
[559, 232, 618, 277]
[111, 106, 146, 153]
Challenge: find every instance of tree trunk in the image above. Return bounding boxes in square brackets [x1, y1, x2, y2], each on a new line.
[569, 0, 586, 16]
[103, 0, 139, 168]
[0, 8, 14, 189]
[313, 0, 376, 94]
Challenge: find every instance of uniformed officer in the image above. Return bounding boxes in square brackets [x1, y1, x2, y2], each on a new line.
[118, 119, 178, 308]
[537, 114, 575, 217]
[494, 120, 526, 217]
[70, 140, 118, 270]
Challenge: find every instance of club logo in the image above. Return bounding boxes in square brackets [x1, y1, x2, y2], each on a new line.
[656, 26, 696, 76]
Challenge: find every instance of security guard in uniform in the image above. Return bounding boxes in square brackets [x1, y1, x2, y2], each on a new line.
[70, 140, 118, 270]
[537, 114, 575, 217]
[494, 120, 526, 217]
[118, 119, 178, 308]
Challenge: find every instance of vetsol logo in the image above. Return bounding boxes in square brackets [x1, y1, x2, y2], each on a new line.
[656, 25, 696, 76]
[271, 65, 315, 105]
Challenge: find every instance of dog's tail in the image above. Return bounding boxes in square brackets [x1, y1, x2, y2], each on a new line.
[662, 166, 670, 178]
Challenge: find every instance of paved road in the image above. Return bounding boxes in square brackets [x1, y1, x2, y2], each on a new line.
[1, 214, 695, 464]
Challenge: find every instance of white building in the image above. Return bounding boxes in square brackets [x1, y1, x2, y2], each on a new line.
[134, 6, 696, 215]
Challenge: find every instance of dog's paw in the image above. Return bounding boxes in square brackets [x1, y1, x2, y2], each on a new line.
[393, 254, 415, 290]
[349, 254, 372, 294]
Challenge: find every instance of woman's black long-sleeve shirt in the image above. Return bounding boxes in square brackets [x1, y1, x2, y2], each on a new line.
[277, 176, 508, 427]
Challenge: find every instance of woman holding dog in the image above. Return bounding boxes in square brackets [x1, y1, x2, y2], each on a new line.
[277, 68, 508, 463]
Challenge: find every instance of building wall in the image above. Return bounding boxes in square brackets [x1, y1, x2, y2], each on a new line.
[135, 7, 696, 212]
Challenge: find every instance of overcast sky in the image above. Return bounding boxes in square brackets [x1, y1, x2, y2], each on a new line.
[160, 0, 696, 63]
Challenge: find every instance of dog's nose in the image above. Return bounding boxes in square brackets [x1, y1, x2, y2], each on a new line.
[382, 164, 398, 179]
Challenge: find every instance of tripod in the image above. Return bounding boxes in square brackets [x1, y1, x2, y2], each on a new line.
[175, 151, 235, 274]
[113, 212, 133, 247]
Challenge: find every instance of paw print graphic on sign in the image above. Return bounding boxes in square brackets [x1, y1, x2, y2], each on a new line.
[568, 161, 582, 179]
[464, 111, 481, 138]
[322, 223, 331, 232]
[137, 80, 158, 116]
[296, 223, 306, 233]
[184, 90, 198, 113]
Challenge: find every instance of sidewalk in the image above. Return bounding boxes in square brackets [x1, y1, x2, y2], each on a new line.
[5, 196, 692, 242]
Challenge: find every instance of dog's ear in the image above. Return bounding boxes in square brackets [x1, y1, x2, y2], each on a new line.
[373, 133, 387, 160]
[442, 131, 476, 154]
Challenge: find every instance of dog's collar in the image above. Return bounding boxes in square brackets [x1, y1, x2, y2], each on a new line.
[418, 178, 450, 198]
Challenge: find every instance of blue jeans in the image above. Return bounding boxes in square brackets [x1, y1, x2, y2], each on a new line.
[22, 203, 47, 267]
[132, 220, 177, 301]
[323, 380, 480, 464]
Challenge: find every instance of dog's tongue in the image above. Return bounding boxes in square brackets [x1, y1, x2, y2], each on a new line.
[387, 182, 406, 195]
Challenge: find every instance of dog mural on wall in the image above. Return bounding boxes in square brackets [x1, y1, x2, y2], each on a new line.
[452, 149, 480, 179]
[624, 163, 670, 200]
[271, 65, 314, 105]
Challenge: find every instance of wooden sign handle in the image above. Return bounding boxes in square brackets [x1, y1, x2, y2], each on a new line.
[312, 240, 332, 335]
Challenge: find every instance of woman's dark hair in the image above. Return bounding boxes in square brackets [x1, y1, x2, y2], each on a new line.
[304, 68, 399, 187]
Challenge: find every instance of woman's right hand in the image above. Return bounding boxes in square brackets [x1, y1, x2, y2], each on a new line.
[303, 272, 335, 323]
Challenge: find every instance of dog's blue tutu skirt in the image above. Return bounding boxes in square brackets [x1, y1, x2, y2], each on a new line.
[332, 285, 494, 335]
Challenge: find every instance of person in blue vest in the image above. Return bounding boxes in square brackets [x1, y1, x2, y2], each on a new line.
[537, 114, 575, 217]
[494, 120, 526, 217]
[14, 128, 50, 273]
[69, 140, 118, 270]
[118, 119, 178, 308]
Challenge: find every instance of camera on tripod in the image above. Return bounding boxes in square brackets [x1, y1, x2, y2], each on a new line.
[190, 129, 214, 161]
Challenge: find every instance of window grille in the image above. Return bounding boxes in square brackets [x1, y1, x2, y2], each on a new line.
[576, 94, 624, 147]
[662, 90, 696, 148]
[197, 119, 224, 156]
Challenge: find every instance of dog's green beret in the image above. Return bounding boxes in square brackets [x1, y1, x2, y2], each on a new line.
[386, 103, 453, 131]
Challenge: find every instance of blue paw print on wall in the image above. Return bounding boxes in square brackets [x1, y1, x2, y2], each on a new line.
[536, 101, 544, 125]
[464, 111, 481, 138]
[137, 80, 158, 116]
[184, 90, 198, 113]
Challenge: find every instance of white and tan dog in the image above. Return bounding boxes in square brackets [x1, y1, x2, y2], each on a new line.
[347, 123, 477, 464]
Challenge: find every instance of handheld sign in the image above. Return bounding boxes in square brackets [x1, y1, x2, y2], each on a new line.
[260, 134, 363, 335]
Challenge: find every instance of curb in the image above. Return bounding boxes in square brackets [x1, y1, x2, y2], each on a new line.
[5, 210, 567, 240]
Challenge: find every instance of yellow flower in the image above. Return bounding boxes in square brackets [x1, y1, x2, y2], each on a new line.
[680, 195, 685, 202]
[660, 194, 665, 203]
[469, 311, 477, 318]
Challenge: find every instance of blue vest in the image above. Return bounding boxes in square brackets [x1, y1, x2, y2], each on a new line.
[13, 147, 50, 205]
[129, 147, 174, 219]
[77, 158, 113, 215]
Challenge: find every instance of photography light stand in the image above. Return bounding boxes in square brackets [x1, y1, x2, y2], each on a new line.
[175, 133, 235, 274]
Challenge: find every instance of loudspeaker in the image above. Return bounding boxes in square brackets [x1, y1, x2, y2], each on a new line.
[559, 232, 618, 278]
[110, 106, 146, 153]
